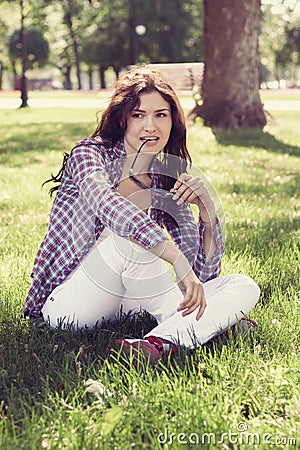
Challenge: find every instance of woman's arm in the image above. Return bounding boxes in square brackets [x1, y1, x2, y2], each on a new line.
[171, 173, 218, 258]
[151, 239, 206, 320]
[161, 173, 225, 281]
[67, 141, 169, 250]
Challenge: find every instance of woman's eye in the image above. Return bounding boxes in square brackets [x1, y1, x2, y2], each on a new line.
[132, 113, 143, 118]
[157, 112, 168, 118]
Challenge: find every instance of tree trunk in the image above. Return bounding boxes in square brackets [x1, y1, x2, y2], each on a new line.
[202, 0, 266, 129]
[88, 67, 93, 90]
[128, 0, 138, 64]
[63, 66, 73, 90]
[63, 0, 82, 90]
[99, 65, 106, 89]
[71, 31, 82, 90]
[0, 62, 3, 90]
[19, 0, 28, 108]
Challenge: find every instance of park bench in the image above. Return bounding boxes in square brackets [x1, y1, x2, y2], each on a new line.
[14, 77, 54, 90]
[133, 62, 204, 93]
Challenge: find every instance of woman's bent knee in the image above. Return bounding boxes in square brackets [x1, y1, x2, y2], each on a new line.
[230, 274, 260, 309]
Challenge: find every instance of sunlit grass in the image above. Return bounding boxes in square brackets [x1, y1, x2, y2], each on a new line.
[0, 101, 299, 449]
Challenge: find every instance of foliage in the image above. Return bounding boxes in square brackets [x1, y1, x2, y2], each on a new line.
[276, 22, 300, 68]
[81, 0, 204, 77]
[0, 1, 21, 87]
[260, 1, 300, 82]
[132, 0, 204, 63]
[0, 0, 204, 87]
[0, 92, 299, 448]
[8, 28, 49, 69]
[0, 0, 299, 90]
[80, 0, 131, 73]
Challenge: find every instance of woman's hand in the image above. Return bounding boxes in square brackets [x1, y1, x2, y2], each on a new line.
[152, 240, 206, 320]
[171, 173, 216, 223]
[173, 253, 206, 321]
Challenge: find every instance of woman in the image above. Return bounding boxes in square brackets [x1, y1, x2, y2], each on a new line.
[24, 67, 260, 362]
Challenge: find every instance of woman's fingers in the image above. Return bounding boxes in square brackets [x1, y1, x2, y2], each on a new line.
[173, 172, 192, 187]
[177, 278, 206, 321]
[173, 254, 206, 321]
[196, 293, 207, 320]
[171, 174, 217, 222]
[171, 174, 208, 206]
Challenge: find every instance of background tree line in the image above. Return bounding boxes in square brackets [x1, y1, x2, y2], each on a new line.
[0, 0, 204, 90]
[0, 0, 299, 91]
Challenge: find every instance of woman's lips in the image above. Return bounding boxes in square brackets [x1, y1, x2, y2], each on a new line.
[140, 137, 159, 144]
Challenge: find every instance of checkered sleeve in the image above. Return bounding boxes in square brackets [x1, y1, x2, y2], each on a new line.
[162, 202, 225, 282]
[67, 143, 168, 249]
[193, 218, 225, 281]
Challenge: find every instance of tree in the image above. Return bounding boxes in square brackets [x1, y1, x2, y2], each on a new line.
[0, 15, 9, 90]
[259, 1, 300, 85]
[80, 0, 131, 86]
[40, 0, 89, 89]
[9, 28, 49, 69]
[200, 0, 266, 129]
[285, 24, 300, 63]
[61, 0, 82, 89]
[18, 0, 28, 107]
[38, 1, 76, 89]
[9, 26, 49, 103]
[1, 0, 50, 105]
[130, 0, 204, 64]
[1, 0, 204, 90]
[80, 0, 203, 83]
[275, 22, 300, 83]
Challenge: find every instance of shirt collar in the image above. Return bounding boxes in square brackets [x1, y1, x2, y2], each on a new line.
[90, 136, 126, 159]
[95, 136, 161, 185]
[111, 139, 126, 159]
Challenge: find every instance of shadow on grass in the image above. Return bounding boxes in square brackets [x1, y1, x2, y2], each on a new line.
[225, 215, 299, 303]
[0, 308, 235, 414]
[212, 128, 300, 157]
[0, 123, 91, 163]
[0, 311, 156, 411]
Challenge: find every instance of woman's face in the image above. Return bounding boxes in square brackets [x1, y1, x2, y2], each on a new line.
[124, 91, 173, 155]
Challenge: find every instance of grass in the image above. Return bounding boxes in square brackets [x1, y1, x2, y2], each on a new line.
[0, 96, 299, 449]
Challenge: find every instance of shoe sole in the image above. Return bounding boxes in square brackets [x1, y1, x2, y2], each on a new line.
[116, 340, 161, 365]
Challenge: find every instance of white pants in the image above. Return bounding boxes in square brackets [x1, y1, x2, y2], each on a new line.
[42, 231, 260, 348]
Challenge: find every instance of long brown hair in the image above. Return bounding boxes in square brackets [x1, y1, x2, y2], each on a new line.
[44, 67, 191, 196]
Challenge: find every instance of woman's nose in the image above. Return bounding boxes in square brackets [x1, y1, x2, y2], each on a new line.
[143, 116, 156, 132]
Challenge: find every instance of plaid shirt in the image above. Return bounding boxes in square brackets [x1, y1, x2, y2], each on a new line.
[24, 136, 225, 318]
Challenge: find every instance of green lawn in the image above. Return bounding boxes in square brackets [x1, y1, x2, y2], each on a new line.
[0, 99, 299, 449]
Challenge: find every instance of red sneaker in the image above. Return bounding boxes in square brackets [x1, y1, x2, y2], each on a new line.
[224, 317, 258, 339]
[116, 336, 178, 365]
